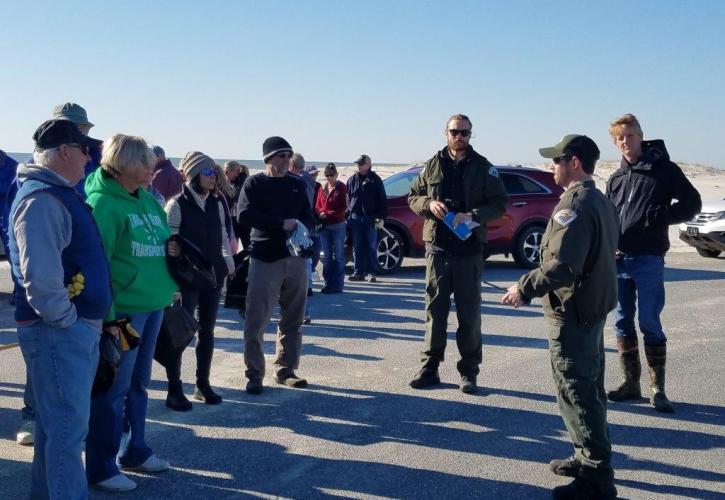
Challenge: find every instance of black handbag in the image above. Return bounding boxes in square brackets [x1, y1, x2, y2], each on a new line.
[92, 328, 121, 397]
[166, 235, 217, 291]
[153, 301, 200, 367]
[224, 250, 250, 309]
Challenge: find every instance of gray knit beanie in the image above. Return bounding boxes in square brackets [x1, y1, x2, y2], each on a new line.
[180, 151, 215, 180]
[262, 136, 293, 162]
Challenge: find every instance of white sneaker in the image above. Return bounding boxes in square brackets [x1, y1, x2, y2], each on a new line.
[16, 420, 34, 446]
[93, 473, 137, 492]
[121, 454, 170, 473]
[312, 271, 321, 282]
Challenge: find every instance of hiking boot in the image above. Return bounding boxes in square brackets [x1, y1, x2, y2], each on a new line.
[194, 384, 223, 405]
[274, 372, 308, 388]
[607, 336, 642, 402]
[409, 368, 440, 389]
[16, 420, 34, 446]
[460, 375, 477, 394]
[552, 477, 617, 500]
[321, 286, 342, 294]
[246, 378, 264, 395]
[548, 456, 581, 477]
[165, 382, 192, 412]
[644, 344, 675, 413]
[348, 274, 365, 282]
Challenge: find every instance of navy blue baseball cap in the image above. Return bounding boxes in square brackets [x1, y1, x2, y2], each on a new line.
[32, 119, 102, 150]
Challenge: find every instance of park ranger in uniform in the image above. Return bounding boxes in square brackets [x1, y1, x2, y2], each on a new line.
[501, 134, 619, 499]
[408, 114, 508, 394]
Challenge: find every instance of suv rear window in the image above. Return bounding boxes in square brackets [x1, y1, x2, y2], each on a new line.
[501, 173, 548, 195]
[384, 171, 420, 197]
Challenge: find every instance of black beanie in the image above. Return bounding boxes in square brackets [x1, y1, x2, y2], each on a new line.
[262, 136, 293, 162]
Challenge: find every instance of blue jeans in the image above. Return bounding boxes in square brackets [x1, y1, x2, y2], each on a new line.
[320, 224, 346, 290]
[310, 235, 322, 270]
[349, 215, 378, 277]
[613, 254, 667, 345]
[21, 368, 35, 421]
[18, 318, 100, 500]
[86, 309, 164, 483]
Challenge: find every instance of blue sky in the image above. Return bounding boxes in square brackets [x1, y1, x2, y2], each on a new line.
[2, 0, 724, 167]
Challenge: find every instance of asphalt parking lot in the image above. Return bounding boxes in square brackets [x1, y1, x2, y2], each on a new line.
[0, 252, 723, 499]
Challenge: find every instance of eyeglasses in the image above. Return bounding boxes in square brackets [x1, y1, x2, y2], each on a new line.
[275, 151, 293, 160]
[447, 129, 471, 138]
[201, 167, 216, 177]
[67, 143, 89, 155]
[553, 155, 572, 165]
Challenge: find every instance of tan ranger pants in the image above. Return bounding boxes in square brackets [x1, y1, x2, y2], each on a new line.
[243, 256, 307, 380]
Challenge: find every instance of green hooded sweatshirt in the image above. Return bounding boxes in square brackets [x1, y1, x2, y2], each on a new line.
[85, 168, 177, 320]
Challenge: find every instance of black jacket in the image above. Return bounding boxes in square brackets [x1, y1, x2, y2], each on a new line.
[346, 170, 387, 220]
[237, 172, 314, 262]
[606, 140, 701, 256]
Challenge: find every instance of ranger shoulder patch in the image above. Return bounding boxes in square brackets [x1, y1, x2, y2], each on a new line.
[488, 167, 499, 178]
[553, 209, 578, 226]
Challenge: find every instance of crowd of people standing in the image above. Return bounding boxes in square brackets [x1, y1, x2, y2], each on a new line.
[1, 104, 701, 500]
[1, 101, 392, 498]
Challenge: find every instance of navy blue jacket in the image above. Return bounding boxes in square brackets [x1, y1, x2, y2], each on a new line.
[346, 171, 387, 220]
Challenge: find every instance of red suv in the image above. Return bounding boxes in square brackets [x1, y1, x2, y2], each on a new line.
[375, 165, 563, 273]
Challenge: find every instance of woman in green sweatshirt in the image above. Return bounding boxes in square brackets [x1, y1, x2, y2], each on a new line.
[84, 134, 178, 493]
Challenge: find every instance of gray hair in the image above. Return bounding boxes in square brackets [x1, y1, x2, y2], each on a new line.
[33, 147, 60, 166]
[290, 153, 305, 170]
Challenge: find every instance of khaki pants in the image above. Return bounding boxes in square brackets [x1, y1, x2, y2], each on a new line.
[244, 256, 307, 380]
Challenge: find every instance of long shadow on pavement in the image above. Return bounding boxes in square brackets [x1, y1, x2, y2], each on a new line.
[664, 266, 725, 283]
[139, 382, 725, 498]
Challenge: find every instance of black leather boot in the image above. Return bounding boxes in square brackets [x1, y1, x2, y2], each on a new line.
[166, 380, 192, 412]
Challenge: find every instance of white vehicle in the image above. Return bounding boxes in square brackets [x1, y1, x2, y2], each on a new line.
[679, 197, 725, 258]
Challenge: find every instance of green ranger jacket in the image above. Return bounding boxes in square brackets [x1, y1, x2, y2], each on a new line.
[408, 146, 509, 246]
[518, 180, 619, 325]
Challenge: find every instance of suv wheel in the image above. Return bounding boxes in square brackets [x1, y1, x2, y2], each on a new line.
[376, 227, 404, 274]
[512, 224, 545, 269]
[696, 247, 721, 258]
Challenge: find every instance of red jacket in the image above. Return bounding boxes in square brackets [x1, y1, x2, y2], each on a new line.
[315, 181, 348, 225]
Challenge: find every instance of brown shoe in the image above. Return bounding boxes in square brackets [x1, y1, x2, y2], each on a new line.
[274, 372, 308, 388]
[548, 456, 581, 477]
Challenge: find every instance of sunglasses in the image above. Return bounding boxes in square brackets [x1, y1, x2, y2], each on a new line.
[201, 167, 216, 177]
[553, 155, 572, 165]
[67, 143, 89, 155]
[275, 151, 293, 160]
[448, 129, 471, 138]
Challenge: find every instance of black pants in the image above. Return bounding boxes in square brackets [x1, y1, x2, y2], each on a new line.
[165, 284, 223, 388]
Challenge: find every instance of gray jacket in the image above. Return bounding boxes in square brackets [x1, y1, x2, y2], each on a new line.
[12, 164, 87, 328]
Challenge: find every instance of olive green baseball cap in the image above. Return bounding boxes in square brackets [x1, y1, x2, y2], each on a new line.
[539, 134, 600, 163]
[52, 102, 94, 128]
